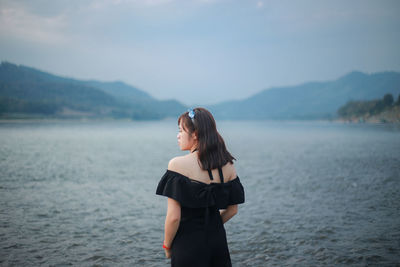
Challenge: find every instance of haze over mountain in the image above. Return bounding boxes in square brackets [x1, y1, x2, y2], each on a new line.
[207, 71, 400, 120]
[1, 61, 399, 120]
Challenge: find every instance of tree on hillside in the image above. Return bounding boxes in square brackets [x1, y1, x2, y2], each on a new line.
[383, 93, 394, 106]
[338, 100, 379, 118]
[337, 93, 399, 119]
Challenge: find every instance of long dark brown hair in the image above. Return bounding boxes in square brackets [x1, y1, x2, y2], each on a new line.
[178, 107, 235, 170]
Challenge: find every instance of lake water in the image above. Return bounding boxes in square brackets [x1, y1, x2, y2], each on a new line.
[0, 120, 399, 266]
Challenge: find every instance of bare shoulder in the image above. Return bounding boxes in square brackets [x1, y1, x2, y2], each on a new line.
[167, 156, 185, 172]
[222, 162, 237, 181]
[168, 153, 194, 172]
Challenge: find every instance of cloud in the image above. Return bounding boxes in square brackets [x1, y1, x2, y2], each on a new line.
[87, 0, 175, 9]
[0, 0, 399, 105]
[0, 2, 69, 45]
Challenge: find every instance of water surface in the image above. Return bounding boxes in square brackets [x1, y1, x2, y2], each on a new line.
[1, 120, 399, 266]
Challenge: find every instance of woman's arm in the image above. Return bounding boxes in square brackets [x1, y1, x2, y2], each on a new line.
[220, 204, 238, 224]
[163, 197, 181, 258]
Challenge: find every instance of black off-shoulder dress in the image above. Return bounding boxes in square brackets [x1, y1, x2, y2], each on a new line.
[156, 167, 245, 267]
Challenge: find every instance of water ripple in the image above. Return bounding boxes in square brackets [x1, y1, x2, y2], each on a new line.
[0, 120, 399, 266]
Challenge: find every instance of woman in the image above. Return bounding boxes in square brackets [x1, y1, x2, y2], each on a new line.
[156, 107, 245, 266]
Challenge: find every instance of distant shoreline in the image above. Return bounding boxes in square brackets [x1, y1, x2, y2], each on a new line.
[0, 117, 134, 124]
[332, 119, 400, 125]
[1, 116, 399, 125]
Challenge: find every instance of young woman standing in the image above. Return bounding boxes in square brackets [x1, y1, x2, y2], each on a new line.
[156, 107, 245, 266]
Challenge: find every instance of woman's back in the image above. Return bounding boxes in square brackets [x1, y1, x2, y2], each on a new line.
[156, 107, 244, 266]
[158, 156, 243, 266]
[167, 152, 237, 185]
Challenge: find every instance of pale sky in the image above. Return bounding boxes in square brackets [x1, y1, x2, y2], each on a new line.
[1, 0, 399, 105]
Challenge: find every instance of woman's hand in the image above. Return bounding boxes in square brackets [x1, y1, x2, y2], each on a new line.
[220, 204, 238, 224]
[164, 247, 171, 258]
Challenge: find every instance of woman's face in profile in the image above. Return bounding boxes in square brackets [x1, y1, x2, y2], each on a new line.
[177, 121, 195, 151]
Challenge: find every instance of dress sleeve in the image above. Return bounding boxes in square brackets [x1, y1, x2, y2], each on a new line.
[228, 177, 245, 205]
[156, 170, 211, 208]
[156, 170, 183, 202]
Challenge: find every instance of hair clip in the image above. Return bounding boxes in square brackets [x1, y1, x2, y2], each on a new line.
[188, 108, 195, 122]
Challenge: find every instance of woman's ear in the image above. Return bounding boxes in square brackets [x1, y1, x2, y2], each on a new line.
[191, 132, 198, 140]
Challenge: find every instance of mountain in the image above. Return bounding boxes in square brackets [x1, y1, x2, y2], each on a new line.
[82, 80, 185, 118]
[207, 71, 400, 120]
[0, 62, 186, 120]
[2, 61, 400, 121]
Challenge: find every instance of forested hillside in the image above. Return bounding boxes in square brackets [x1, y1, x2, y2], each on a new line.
[0, 62, 186, 120]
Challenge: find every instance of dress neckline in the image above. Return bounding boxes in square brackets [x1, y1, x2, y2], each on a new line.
[166, 169, 239, 185]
